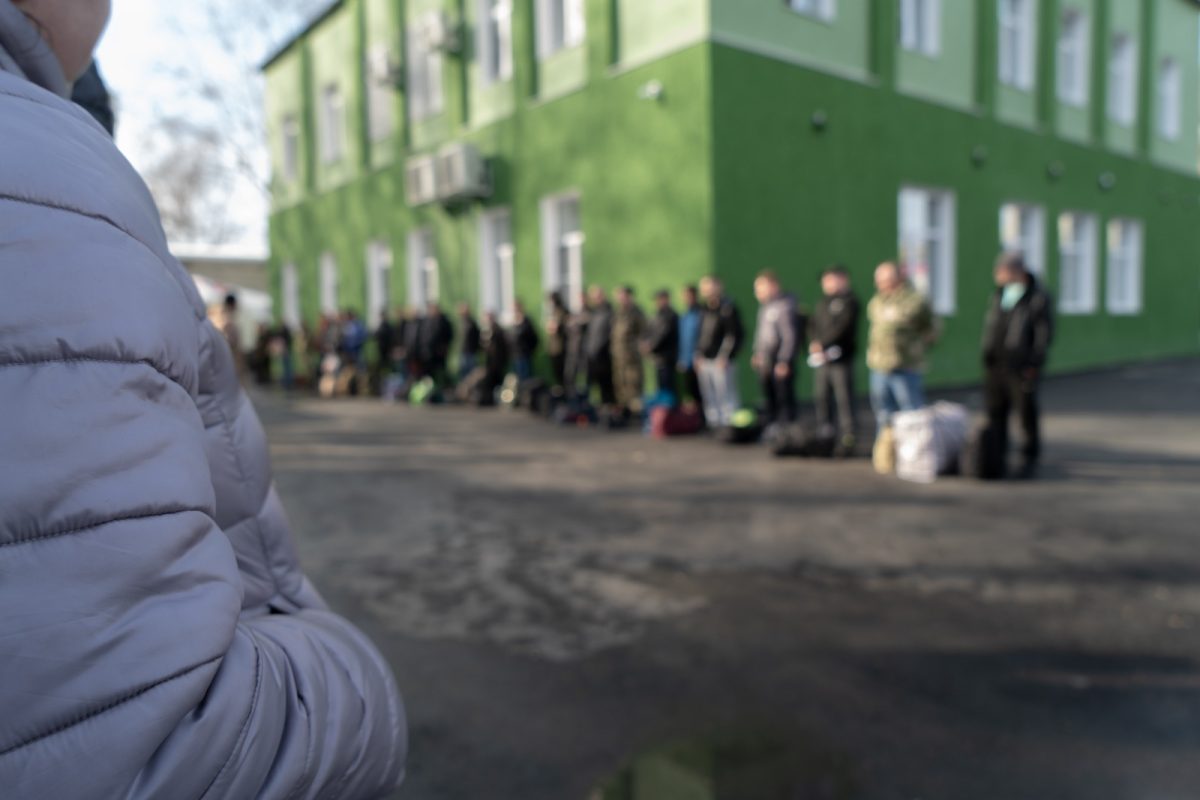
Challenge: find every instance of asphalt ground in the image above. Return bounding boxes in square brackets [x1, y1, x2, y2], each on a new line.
[256, 359, 1200, 799]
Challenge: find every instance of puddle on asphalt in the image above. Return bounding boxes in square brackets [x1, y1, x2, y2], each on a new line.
[588, 731, 856, 800]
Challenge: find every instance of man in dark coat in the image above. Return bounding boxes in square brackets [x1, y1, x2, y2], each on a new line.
[480, 311, 510, 400]
[694, 276, 745, 427]
[457, 303, 481, 381]
[419, 301, 454, 387]
[645, 289, 680, 399]
[808, 265, 861, 453]
[564, 291, 590, 399]
[545, 291, 570, 390]
[509, 300, 540, 381]
[585, 286, 615, 407]
[981, 252, 1055, 479]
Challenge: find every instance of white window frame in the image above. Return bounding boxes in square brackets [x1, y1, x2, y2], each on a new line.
[787, 0, 837, 22]
[1057, 212, 1099, 314]
[1107, 33, 1137, 126]
[479, 209, 516, 323]
[318, 83, 346, 164]
[282, 262, 302, 329]
[898, 186, 956, 316]
[366, 240, 394, 323]
[535, 0, 586, 60]
[319, 252, 339, 315]
[999, 202, 1046, 277]
[1106, 218, 1143, 315]
[899, 0, 941, 57]
[1056, 8, 1090, 107]
[540, 193, 585, 313]
[1157, 56, 1182, 141]
[407, 14, 446, 122]
[407, 229, 439, 309]
[998, 0, 1036, 91]
[365, 45, 396, 142]
[282, 114, 300, 183]
[479, 0, 514, 84]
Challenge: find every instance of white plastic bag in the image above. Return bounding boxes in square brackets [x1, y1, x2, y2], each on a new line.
[893, 402, 971, 484]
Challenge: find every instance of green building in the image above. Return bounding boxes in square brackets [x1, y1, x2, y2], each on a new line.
[263, 0, 1200, 389]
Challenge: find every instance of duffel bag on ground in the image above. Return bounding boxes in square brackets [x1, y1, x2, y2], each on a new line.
[718, 408, 762, 445]
[766, 422, 837, 458]
[892, 402, 970, 484]
[962, 422, 1007, 480]
[649, 405, 703, 439]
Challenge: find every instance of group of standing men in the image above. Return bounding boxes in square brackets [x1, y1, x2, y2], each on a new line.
[362, 247, 1053, 479]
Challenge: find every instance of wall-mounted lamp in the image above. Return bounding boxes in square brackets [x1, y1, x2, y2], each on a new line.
[810, 110, 829, 132]
[1098, 172, 1117, 192]
[970, 145, 988, 167]
[637, 80, 665, 103]
[1046, 160, 1065, 180]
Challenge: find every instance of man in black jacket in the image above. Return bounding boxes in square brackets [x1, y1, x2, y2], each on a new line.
[645, 289, 680, 399]
[564, 291, 590, 400]
[419, 301, 454, 388]
[695, 276, 745, 427]
[510, 300, 540, 381]
[808, 265, 861, 453]
[982, 252, 1055, 479]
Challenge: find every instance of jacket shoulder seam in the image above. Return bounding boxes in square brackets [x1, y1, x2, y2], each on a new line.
[0, 506, 209, 550]
[0, 656, 221, 759]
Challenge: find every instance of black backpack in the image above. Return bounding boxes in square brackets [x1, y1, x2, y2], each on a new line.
[963, 423, 1006, 480]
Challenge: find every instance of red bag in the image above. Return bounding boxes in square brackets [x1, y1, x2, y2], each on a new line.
[651, 405, 703, 439]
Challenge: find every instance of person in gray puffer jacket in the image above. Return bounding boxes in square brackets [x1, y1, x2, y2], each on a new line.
[751, 270, 801, 425]
[0, 2, 407, 798]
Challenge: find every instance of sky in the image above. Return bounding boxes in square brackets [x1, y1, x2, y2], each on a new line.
[95, 0, 271, 250]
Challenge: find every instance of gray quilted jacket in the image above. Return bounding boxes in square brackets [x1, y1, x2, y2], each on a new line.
[0, 4, 406, 797]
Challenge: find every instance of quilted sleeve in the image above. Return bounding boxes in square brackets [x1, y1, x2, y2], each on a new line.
[0, 190, 405, 797]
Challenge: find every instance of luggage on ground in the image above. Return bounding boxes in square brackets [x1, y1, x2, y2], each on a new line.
[892, 402, 970, 484]
[718, 408, 762, 445]
[649, 405, 703, 439]
[766, 422, 837, 458]
[963, 422, 1007, 480]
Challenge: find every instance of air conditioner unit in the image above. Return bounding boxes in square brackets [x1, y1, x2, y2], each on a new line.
[423, 12, 462, 54]
[405, 156, 438, 207]
[435, 143, 490, 202]
[367, 48, 403, 88]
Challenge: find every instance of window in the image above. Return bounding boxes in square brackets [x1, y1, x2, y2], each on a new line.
[366, 241, 393, 323]
[999, 203, 1046, 276]
[998, 0, 1036, 90]
[407, 229, 439, 308]
[479, 0, 514, 83]
[282, 115, 300, 183]
[787, 0, 836, 22]
[540, 194, 584, 312]
[899, 0, 940, 57]
[282, 262, 301, 329]
[1157, 57, 1182, 140]
[535, 0, 585, 59]
[407, 15, 445, 121]
[898, 187, 956, 315]
[1107, 34, 1137, 126]
[319, 252, 339, 315]
[1057, 212, 1098, 314]
[366, 46, 396, 142]
[480, 209, 515, 322]
[318, 84, 346, 164]
[1106, 219, 1143, 315]
[1056, 8, 1089, 106]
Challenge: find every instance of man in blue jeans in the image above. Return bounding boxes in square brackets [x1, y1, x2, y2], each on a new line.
[866, 262, 936, 472]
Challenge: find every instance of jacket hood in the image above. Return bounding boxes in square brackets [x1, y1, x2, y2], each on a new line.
[0, 0, 68, 97]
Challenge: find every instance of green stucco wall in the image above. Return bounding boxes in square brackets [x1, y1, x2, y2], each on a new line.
[710, 0, 870, 81]
[896, 0, 978, 111]
[711, 42, 1200, 395]
[1148, 0, 1200, 172]
[465, 0, 517, 129]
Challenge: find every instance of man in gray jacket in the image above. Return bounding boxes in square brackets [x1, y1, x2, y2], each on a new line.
[0, 2, 406, 797]
[751, 270, 801, 425]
